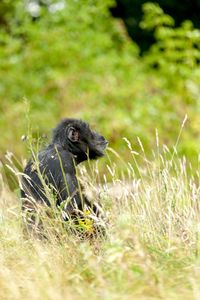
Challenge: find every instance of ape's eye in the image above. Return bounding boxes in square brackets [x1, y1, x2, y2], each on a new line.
[68, 127, 80, 142]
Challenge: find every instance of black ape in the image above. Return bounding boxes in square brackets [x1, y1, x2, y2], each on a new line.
[21, 118, 108, 220]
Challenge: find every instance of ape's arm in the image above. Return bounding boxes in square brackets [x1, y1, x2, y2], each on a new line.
[43, 148, 84, 214]
[46, 151, 100, 217]
[22, 143, 101, 219]
[56, 170, 84, 213]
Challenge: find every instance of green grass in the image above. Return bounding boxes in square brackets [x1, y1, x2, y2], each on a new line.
[1, 140, 200, 300]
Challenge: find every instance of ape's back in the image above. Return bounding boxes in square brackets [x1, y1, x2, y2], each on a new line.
[21, 144, 76, 207]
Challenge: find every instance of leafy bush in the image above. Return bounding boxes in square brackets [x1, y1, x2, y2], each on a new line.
[141, 3, 200, 77]
[0, 1, 200, 178]
[112, 0, 200, 53]
[141, 3, 200, 157]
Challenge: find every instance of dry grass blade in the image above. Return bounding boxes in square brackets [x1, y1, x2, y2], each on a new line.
[1, 139, 200, 300]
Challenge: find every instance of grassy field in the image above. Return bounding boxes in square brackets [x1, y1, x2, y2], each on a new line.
[1, 2, 200, 298]
[1, 138, 200, 300]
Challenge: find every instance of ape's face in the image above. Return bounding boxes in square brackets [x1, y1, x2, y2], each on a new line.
[53, 119, 108, 162]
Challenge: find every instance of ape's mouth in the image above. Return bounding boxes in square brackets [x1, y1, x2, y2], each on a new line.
[102, 140, 109, 149]
[96, 140, 108, 154]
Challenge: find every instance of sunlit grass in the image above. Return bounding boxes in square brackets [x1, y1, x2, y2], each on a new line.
[1, 138, 200, 300]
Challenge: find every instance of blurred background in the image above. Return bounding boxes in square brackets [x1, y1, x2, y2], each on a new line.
[1, 0, 200, 179]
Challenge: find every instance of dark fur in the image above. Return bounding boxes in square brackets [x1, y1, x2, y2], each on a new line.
[21, 118, 108, 220]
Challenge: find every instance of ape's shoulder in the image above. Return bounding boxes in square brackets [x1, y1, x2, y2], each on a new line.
[38, 143, 75, 174]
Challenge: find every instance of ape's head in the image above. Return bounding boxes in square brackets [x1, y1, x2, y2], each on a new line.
[52, 118, 108, 163]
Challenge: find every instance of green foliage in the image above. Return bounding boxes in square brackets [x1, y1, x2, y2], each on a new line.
[0, 1, 200, 173]
[141, 3, 200, 76]
[0, 0, 140, 158]
[140, 2, 174, 29]
[112, 0, 200, 53]
[140, 3, 200, 157]
[0, 0, 19, 28]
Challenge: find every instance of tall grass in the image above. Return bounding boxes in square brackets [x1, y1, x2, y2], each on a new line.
[1, 135, 200, 299]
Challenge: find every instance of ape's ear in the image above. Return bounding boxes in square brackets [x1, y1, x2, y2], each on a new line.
[67, 127, 80, 142]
